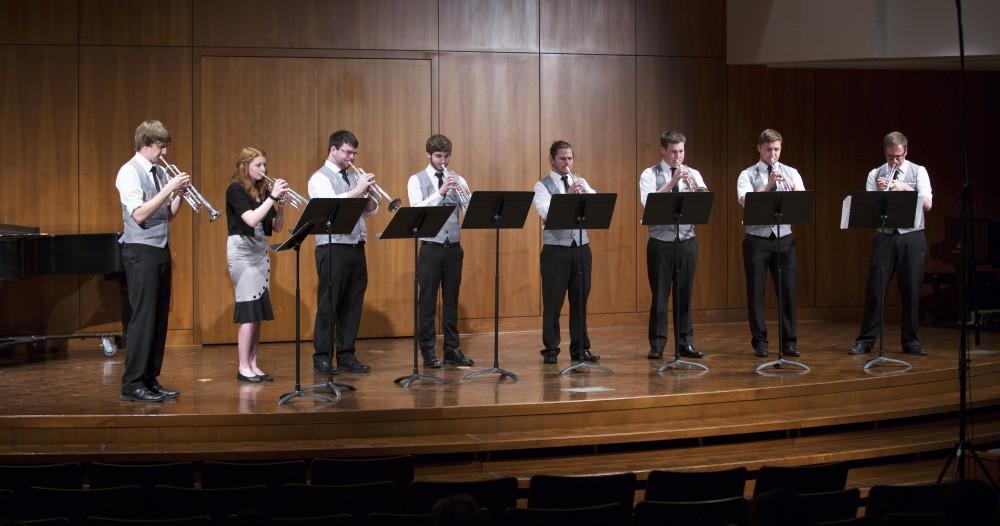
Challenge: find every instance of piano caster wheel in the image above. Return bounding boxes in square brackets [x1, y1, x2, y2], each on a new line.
[100, 336, 118, 357]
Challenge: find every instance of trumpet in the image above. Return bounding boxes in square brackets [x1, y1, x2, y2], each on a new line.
[443, 166, 470, 210]
[347, 162, 401, 212]
[157, 155, 220, 222]
[563, 169, 589, 194]
[676, 164, 708, 192]
[262, 173, 309, 209]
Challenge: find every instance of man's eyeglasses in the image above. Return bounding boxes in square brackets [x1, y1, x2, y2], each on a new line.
[337, 148, 358, 157]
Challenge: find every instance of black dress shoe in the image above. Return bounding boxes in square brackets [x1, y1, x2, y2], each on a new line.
[443, 349, 474, 367]
[148, 382, 179, 398]
[256, 373, 274, 382]
[313, 356, 333, 375]
[337, 353, 371, 373]
[903, 343, 927, 356]
[647, 349, 663, 360]
[121, 386, 165, 402]
[571, 349, 600, 362]
[237, 372, 262, 383]
[848, 342, 872, 355]
[753, 344, 769, 358]
[421, 349, 442, 369]
[677, 345, 704, 359]
[541, 349, 559, 364]
[782, 347, 800, 357]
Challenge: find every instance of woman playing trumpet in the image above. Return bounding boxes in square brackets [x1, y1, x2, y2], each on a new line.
[405, 134, 474, 369]
[225, 147, 287, 383]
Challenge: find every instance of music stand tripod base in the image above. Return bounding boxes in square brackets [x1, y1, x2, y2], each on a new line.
[464, 366, 519, 381]
[394, 372, 448, 389]
[864, 355, 911, 370]
[657, 358, 709, 373]
[304, 378, 357, 398]
[560, 361, 614, 375]
[278, 389, 338, 405]
[756, 357, 810, 373]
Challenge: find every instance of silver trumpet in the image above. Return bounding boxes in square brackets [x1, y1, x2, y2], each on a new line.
[443, 165, 471, 210]
[347, 161, 401, 212]
[677, 164, 708, 192]
[157, 155, 220, 222]
[564, 169, 589, 193]
[262, 173, 309, 209]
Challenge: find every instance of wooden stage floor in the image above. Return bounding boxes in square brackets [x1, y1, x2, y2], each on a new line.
[2, 321, 1000, 463]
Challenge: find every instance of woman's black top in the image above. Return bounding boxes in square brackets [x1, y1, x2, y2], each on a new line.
[226, 182, 275, 236]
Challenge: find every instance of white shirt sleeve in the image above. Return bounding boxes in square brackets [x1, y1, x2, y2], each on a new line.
[865, 167, 879, 191]
[736, 169, 754, 206]
[408, 172, 443, 207]
[915, 165, 932, 206]
[116, 163, 144, 216]
[639, 167, 657, 207]
[533, 180, 551, 222]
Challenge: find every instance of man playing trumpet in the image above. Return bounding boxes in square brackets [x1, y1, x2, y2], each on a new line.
[639, 131, 707, 361]
[306, 130, 379, 374]
[406, 134, 474, 369]
[115, 120, 190, 402]
[533, 140, 598, 365]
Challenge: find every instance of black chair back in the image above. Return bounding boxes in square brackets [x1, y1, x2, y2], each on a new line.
[0, 464, 82, 494]
[280, 482, 398, 521]
[502, 503, 621, 526]
[86, 516, 213, 526]
[645, 467, 748, 502]
[152, 485, 269, 523]
[865, 484, 946, 522]
[879, 513, 945, 526]
[89, 462, 195, 490]
[753, 462, 849, 498]
[365, 512, 434, 526]
[201, 461, 307, 490]
[527, 473, 636, 515]
[799, 488, 861, 524]
[310, 457, 414, 487]
[23, 486, 145, 524]
[634, 497, 749, 526]
[406, 478, 517, 519]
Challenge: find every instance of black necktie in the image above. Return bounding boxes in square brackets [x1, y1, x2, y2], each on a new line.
[561, 175, 569, 193]
[340, 170, 350, 186]
[435, 172, 444, 189]
[151, 166, 161, 191]
[670, 167, 678, 192]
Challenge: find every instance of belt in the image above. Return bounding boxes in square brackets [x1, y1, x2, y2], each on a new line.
[326, 241, 365, 247]
[422, 240, 459, 248]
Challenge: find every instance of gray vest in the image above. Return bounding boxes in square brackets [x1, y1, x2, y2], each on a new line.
[875, 162, 924, 234]
[313, 165, 365, 245]
[119, 159, 169, 248]
[416, 171, 461, 243]
[540, 176, 588, 246]
[648, 164, 696, 242]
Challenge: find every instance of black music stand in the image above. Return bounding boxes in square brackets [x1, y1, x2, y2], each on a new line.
[274, 220, 332, 404]
[380, 205, 455, 389]
[642, 191, 715, 373]
[545, 193, 617, 375]
[300, 197, 368, 398]
[461, 191, 535, 382]
[846, 191, 919, 370]
[743, 191, 814, 373]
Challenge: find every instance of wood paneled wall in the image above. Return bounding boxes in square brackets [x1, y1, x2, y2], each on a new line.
[3, 0, 996, 346]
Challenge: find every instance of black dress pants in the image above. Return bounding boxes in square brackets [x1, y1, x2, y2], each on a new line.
[742, 233, 798, 349]
[417, 243, 463, 352]
[120, 243, 171, 392]
[314, 243, 367, 360]
[856, 231, 926, 347]
[647, 237, 698, 353]
[540, 244, 591, 354]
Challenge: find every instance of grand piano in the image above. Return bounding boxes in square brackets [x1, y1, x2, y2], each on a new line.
[0, 224, 127, 355]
